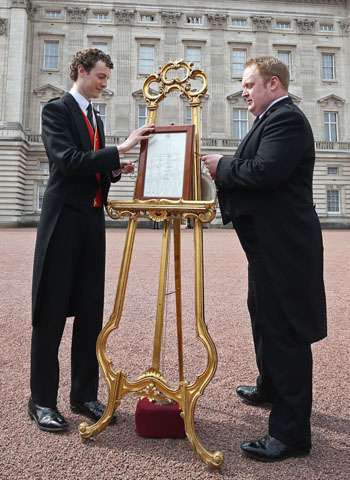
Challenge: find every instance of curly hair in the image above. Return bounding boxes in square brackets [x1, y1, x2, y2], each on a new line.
[245, 56, 290, 90]
[69, 48, 114, 81]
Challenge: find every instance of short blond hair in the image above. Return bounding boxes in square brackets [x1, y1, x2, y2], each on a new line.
[245, 56, 290, 90]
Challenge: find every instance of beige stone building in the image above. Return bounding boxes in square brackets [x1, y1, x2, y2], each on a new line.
[0, 0, 350, 226]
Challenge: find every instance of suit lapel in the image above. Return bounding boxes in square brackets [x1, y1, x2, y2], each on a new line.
[62, 93, 92, 151]
[235, 96, 293, 157]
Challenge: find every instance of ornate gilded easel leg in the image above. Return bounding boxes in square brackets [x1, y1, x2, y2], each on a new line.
[181, 385, 224, 468]
[173, 217, 184, 382]
[79, 371, 125, 439]
[180, 218, 223, 467]
[151, 219, 171, 373]
[79, 218, 138, 439]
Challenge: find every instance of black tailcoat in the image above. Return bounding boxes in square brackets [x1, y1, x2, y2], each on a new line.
[32, 93, 121, 325]
[216, 97, 327, 343]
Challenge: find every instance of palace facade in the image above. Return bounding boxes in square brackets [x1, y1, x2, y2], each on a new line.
[0, 0, 350, 226]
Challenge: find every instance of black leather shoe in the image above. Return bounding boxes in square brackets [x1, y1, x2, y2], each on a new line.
[70, 400, 116, 424]
[236, 385, 272, 408]
[241, 435, 310, 462]
[28, 398, 68, 432]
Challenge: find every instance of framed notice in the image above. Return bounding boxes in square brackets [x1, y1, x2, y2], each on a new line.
[134, 125, 194, 200]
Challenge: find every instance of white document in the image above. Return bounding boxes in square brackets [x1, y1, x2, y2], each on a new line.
[143, 132, 187, 198]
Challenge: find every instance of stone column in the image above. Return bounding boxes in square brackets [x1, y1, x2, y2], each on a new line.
[4, 0, 32, 126]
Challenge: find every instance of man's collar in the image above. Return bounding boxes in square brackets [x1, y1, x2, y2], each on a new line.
[69, 86, 90, 111]
[258, 95, 289, 120]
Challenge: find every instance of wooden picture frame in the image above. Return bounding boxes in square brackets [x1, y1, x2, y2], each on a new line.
[134, 125, 194, 200]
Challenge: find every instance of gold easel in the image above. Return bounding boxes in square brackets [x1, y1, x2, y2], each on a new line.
[79, 60, 224, 468]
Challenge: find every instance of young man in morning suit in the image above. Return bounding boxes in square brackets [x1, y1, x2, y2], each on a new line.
[29, 49, 154, 432]
[202, 57, 327, 461]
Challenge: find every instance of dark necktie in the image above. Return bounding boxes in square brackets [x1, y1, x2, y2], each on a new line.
[86, 103, 95, 130]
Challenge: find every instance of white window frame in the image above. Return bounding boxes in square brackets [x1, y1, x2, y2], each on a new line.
[45, 10, 63, 19]
[232, 108, 248, 140]
[326, 189, 341, 214]
[140, 13, 156, 23]
[231, 49, 247, 78]
[137, 104, 147, 128]
[275, 21, 291, 30]
[232, 18, 248, 28]
[138, 44, 155, 75]
[185, 46, 202, 69]
[94, 12, 109, 21]
[324, 111, 338, 142]
[92, 42, 109, 54]
[321, 53, 336, 81]
[43, 40, 60, 70]
[277, 50, 292, 74]
[320, 23, 334, 32]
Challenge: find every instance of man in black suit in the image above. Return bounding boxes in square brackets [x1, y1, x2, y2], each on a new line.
[202, 56, 327, 461]
[29, 48, 154, 432]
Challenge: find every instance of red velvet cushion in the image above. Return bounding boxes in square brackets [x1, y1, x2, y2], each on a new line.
[135, 398, 186, 438]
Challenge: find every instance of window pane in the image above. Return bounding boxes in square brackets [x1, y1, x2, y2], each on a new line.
[233, 109, 248, 139]
[92, 42, 109, 53]
[232, 18, 247, 27]
[184, 105, 192, 124]
[139, 45, 155, 74]
[138, 105, 147, 127]
[278, 50, 291, 71]
[186, 47, 201, 68]
[37, 184, 46, 211]
[327, 190, 340, 213]
[324, 111, 338, 142]
[327, 166, 338, 175]
[43, 41, 59, 69]
[322, 54, 335, 80]
[231, 50, 246, 77]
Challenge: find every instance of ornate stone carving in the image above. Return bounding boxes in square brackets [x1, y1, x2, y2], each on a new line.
[114, 9, 136, 25]
[33, 84, 65, 98]
[251, 16, 272, 32]
[226, 91, 243, 105]
[161, 11, 181, 26]
[0, 18, 8, 36]
[11, 0, 36, 17]
[338, 20, 350, 35]
[66, 7, 89, 24]
[317, 94, 345, 107]
[295, 18, 316, 33]
[207, 14, 228, 27]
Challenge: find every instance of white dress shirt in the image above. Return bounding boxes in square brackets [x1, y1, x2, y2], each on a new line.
[69, 87, 96, 129]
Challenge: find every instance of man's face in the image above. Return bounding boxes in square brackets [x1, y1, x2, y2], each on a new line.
[78, 60, 110, 99]
[242, 65, 274, 117]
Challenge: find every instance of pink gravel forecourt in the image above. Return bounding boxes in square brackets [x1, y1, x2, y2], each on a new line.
[0, 228, 349, 480]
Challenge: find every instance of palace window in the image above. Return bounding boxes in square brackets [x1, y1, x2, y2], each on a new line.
[233, 109, 248, 140]
[232, 18, 247, 28]
[327, 190, 340, 214]
[138, 105, 147, 127]
[327, 166, 338, 175]
[231, 49, 247, 78]
[185, 46, 201, 68]
[45, 10, 63, 19]
[92, 42, 109, 54]
[43, 40, 59, 70]
[277, 50, 292, 73]
[320, 24, 334, 32]
[324, 111, 338, 142]
[186, 16, 203, 25]
[322, 53, 336, 80]
[275, 21, 291, 30]
[138, 45, 155, 75]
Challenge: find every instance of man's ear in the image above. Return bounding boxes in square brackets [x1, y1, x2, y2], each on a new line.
[77, 64, 87, 77]
[270, 75, 280, 91]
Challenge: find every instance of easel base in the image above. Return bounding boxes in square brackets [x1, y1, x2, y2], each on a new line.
[135, 398, 186, 439]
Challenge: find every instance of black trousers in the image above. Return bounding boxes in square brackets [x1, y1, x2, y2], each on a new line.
[30, 205, 105, 408]
[234, 216, 312, 449]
